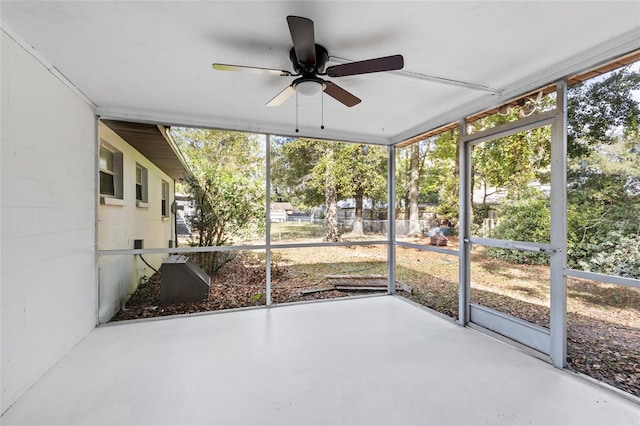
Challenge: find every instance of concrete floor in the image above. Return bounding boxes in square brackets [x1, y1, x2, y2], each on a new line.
[2, 296, 639, 426]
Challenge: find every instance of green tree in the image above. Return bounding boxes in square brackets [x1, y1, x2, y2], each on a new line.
[567, 167, 640, 277]
[318, 145, 340, 242]
[566, 66, 640, 278]
[422, 130, 459, 230]
[567, 67, 640, 158]
[184, 156, 264, 247]
[408, 143, 421, 235]
[271, 138, 387, 241]
[270, 137, 324, 208]
[171, 128, 265, 274]
[396, 140, 428, 233]
[172, 128, 264, 176]
[471, 126, 551, 204]
[333, 144, 387, 236]
[271, 137, 341, 241]
[468, 94, 555, 232]
[396, 130, 459, 234]
[486, 65, 640, 275]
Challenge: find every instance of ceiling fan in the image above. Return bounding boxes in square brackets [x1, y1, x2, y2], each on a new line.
[212, 16, 404, 108]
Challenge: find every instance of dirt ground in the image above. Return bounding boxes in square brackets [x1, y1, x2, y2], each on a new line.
[111, 241, 639, 397]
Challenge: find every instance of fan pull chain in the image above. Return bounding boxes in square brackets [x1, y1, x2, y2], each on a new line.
[295, 90, 299, 133]
[321, 91, 325, 130]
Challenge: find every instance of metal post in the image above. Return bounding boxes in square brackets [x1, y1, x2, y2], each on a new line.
[265, 134, 272, 306]
[94, 116, 101, 325]
[550, 81, 568, 367]
[458, 119, 471, 326]
[173, 180, 178, 249]
[387, 145, 396, 294]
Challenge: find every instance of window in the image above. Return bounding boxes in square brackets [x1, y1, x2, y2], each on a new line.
[99, 142, 123, 198]
[135, 164, 148, 203]
[161, 181, 170, 217]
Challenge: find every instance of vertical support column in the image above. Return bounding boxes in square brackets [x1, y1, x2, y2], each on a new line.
[94, 116, 101, 325]
[172, 180, 178, 249]
[387, 145, 396, 294]
[458, 119, 471, 326]
[265, 134, 272, 306]
[550, 82, 568, 367]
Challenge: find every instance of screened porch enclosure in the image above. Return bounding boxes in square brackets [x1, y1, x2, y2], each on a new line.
[97, 53, 640, 401]
[2, 2, 640, 422]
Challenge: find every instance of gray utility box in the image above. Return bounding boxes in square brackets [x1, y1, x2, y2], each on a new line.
[160, 255, 210, 306]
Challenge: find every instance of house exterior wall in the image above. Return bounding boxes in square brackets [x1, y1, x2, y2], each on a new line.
[98, 122, 174, 323]
[1, 31, 97, 413]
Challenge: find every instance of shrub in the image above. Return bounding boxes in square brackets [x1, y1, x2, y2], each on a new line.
[485, 195, 550, 265]
[577, 232, 640, 279]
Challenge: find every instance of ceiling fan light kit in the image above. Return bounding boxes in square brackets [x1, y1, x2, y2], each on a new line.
[293, 77, 326, 96]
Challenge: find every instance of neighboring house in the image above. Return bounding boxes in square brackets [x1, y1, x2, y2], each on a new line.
[174, 192, 193, 237]
[98, 120, 188, 323]
[270, 202, 294, 222]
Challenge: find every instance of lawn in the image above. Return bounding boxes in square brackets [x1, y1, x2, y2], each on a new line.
[269, 221, 388, 243]
[270, 221, 324, 241]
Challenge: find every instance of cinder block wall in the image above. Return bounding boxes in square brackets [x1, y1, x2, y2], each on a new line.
[1, 30, 97, 414]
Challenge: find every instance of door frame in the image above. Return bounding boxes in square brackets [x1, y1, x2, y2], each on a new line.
[458, 81, 568, 367]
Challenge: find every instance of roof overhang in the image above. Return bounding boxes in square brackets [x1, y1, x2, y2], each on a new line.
[101, 119, 188, 181]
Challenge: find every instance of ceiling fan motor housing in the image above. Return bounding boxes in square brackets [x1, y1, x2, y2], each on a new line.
[290, 44, 329, 75]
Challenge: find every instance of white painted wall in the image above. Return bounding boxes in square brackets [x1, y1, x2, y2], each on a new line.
[98, 122, 174, 323]
[1, 31, 97, 413]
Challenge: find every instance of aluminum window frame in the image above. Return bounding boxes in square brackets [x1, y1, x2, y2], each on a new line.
[135, 163, 148, 203]
[99, 140, 123, 199]
[161, 180, 170, 218]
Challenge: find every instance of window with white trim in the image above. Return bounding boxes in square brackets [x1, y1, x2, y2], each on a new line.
[135, 164, 148, 203]
[161, 180, 170, 217]
[99, 142, 123, 199]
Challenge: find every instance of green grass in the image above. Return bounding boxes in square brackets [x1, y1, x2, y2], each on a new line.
[270, 221, 323, 240]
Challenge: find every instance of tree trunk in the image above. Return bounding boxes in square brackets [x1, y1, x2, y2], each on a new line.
[323, 148, 340, 242]
[409, 143, 421, 236]
[350, 187, 365, 236]
[470, 145, 475, 215]
[450, 134, 460, 232]
[454, 133, 460, 200]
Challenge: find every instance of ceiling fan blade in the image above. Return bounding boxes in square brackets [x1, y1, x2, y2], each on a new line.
[323, 82, 361, 107]
[326, 54, 404, 77]
[287, 16, 316, 65]
[266, 85, 296, 107]
[212, 63, 292, 76]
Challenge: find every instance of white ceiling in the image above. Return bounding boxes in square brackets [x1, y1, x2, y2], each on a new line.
[2, 1, 639, 145]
